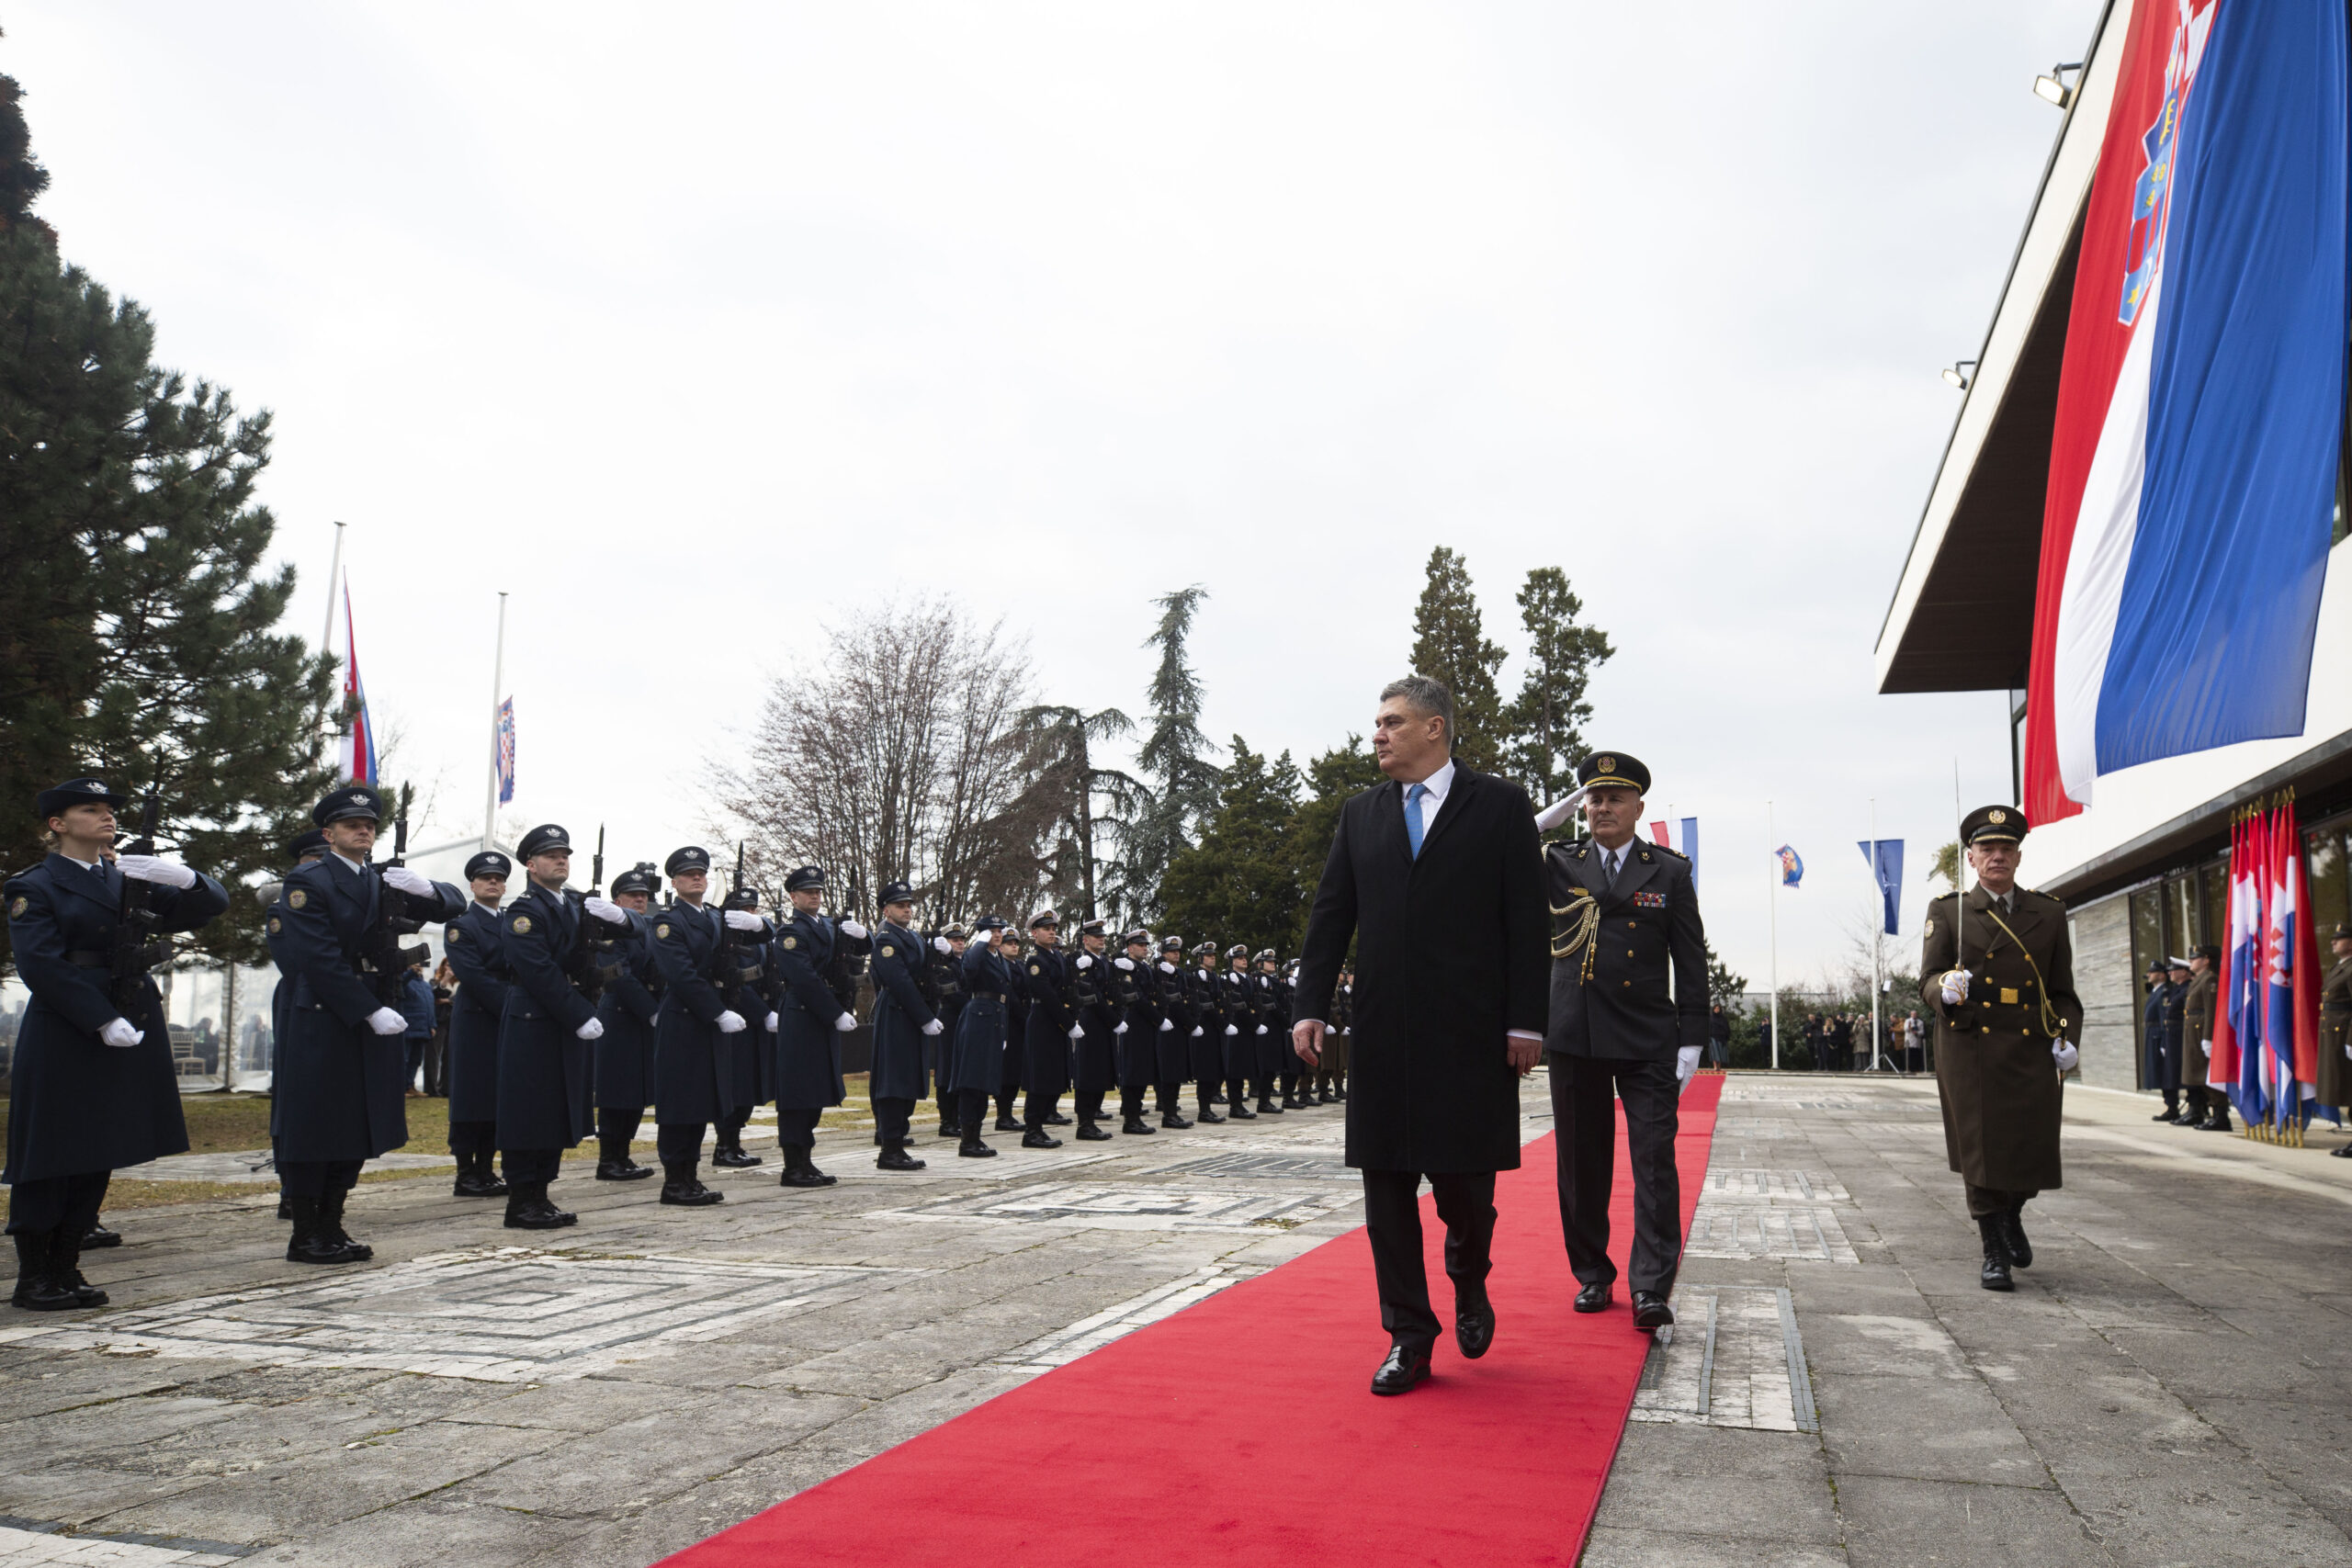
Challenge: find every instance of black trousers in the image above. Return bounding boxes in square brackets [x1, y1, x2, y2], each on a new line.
[503, 1147, 561, 1184]
[450, 1118, 498, 1159]
[656, 1122, 707, 1167]
[874, 1096, 914, 1144]
[960, 1089, 992, 1134]
[1551, 1054, 1683, 1296]
[277, 1158, 365, 1200]
[1360, 1168, 1497, 1353]
[6, 1171, 110, 1235]
[775, 1107, 820, 1151]
[597, 1106, 642, 1154]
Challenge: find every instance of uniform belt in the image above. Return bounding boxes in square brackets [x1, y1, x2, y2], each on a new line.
[65, 950, 110, 968]
[971, 991, 1006, 1003]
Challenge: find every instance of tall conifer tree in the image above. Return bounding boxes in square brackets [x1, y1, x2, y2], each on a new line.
[1505, 566, 1613, 800]
[1407, 547, 1507, 773]
[1121, 585, 1223, 922]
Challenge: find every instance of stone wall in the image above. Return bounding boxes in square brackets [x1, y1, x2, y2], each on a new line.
[2067, 891, 2142, 1092]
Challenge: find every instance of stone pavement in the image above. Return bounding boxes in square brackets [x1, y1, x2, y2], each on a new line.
[1, 1074, 2346, 1566]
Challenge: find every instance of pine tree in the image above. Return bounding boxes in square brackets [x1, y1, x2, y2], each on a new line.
[0, 71, 336, 972]
[1505, 566, 1613, 800]
[1159, 739, 1304, 954]
[1008, 705, 1141, 923]
[1121, 585, 1223, 922]
[1407, 547, 1507, 773]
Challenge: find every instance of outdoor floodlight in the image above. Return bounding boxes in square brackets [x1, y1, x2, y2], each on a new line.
[2033, 62, 2083, 107]
[1942, 360, 1978, 390]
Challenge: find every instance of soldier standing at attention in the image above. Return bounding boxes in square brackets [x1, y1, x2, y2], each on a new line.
[996, 931, 1031, 1132]
[2320, 926, 2352, 1154]
[495, 825, 634, 1230]
[1019, 910, 1078, 1147]
[2180, 943, 2231, 1134]
[1921, 806, 2083, 1292]
[1151, 935, 1196, 1129]
[1317, 965, 1354, 1103]
[6, 777, 228, 1311]
[1069, 918, 1121, 1142]
[591, 863, 662, 1181]
[714, 883, 774, 1171]
[267, 786, 464, 1265]
[771, 866, 860, 1189]
[1186, 941, 1227, 1122]
[946, 918, 1015, 1157]
[865, 881, 943, 1171]
[441, 849, 513, 1199]
[1225, 944, 1272, 1116]
[259, 827, 331, 1225]
[927, 926, 969, 1138]
[1116, 929, 1170, 1134]
[647, 847, 755, 1207]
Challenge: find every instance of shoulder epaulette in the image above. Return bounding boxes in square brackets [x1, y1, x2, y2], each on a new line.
[1649, 842, 1689, 862]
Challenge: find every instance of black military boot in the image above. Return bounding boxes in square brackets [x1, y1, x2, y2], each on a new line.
[1159, 1095, 1193, 1130]
[779, 1146, 836, 1189]
[1997, 1205, 2032, 1269]
[45, 1229, 107, 1307]
[1193, 1093, 1225, 1124]
[10, 1232, 76, 1311]
[322, 1188, 374, 1262]
[503, 1181, 570, 1231]
[1256, 1092, 1283, 1115]
[994, 1098, 1024, 1133]
[938, 1106, 962, 1139]
[711, 1131, 763, 1168]
[454, 1151, 507, 1198]
[287, 1197, 366, 1263]
[1121, 1111, 1156, 1135]
[1022, 1125, 1063, 1149]
[1976, 1216, 2014, 1292]
[1228, 1096, 1258, 1120]
[277, 1191, 294, 1220]
[660, 1162, 724, 1205]
[81, 1223, 121, 1249]
[2200, 1106, 2235, 1133]
[877, 1140, 927, 1171]
[596, 1143, 652, 1180]
[1076, 1113, 1114, 1142]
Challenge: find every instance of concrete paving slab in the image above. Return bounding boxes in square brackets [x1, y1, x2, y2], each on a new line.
[1835, 1474, 2109, 1567]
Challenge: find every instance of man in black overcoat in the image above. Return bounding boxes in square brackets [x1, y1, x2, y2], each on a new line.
[1292, 676, 1548, 1396]
[1544, 751, 1707, 1333]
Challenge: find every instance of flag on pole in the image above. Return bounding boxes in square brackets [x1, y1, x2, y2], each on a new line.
[2209, 811, 2248, 1086]
[1775, 845, 1804, 888]
[1857, 840, 1905, 936]
[495, 698, 517, 805]
[1647, 820, 1669, 847]
[337, 581, 378, 785]
[1680, 817, 1699, 882]
[2023, 0, 2351, 823]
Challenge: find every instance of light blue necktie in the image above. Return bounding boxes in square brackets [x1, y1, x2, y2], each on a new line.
[1405, 783, 1430, 859]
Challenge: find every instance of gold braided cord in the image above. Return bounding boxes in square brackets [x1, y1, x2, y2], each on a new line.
[1979, 904, 2072, 1040]
[1551, 887, 1600, 983]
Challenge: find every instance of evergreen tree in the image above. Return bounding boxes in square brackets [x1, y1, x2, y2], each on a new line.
[1703, 939, 1747, 1010]
[1407, 547, 1507, 773]
[1159, 739, 1304, 953]
[1009, 704, 1141, 923]
[1505, 566, 1613, 800]
[1281, 735, 1384, 949]
[1120, 585, 1223, 921]
[0, 71, 336, 973]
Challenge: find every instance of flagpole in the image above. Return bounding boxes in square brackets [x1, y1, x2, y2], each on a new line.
[1769, 798, 1780, 1071]
[481, 592, 508, 853]
[1870, 796, 1883, 1073]
[319, 521, 345, 757]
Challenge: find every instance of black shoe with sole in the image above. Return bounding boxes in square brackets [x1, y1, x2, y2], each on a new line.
[1021, 1130, 1063, 1149]
[1121, 1116, 1156, 1135]
[1194, 1108, 1225, 1124]
[1574, 1280, 1612, 1314]
[1076, 1122, 1114, 1142]
[1632, 1291, 1675, 1331]
[1228, 1104, 1257, 1121]
[1160, 1111, 1193, 1129]
[877, 1143, 928, 1171]
[1455, 1299, 1496, 1359]
[711, 1145, 763, 1168]
[80, 1224, 121, 1249]
[1977, 1216, 2015, 1292]
[1370, 1344, 1431, 1396]
[995, 1115, 1024, 1133]
[596, 1157, 655, 1181]
[958, 1136, 999, 1158]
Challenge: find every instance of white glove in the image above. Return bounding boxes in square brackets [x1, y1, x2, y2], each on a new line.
[1255, 1024, 1269, 1035]
[1068, 1024, 1085, 1041]
[1075, 953, 1093, 971]
[1225, 1024, 1238, 1036]
[835, 1012, 856, 1032]
[765, 1011, 780, 1032]
[724, 908, 763, 931]
[922, 1018, 944, 1036]
[98, 1016, 144, 1048]
[716, 1010, 747, 1033]
[1533, 785, 1590, 833]
[1939, 969, 1972, 1006]
[116, 853, 197, 889]
[1676, 1045, 1702, 1087]
[1113, 956, 1134, 971]
[1192, 1026, 1204, 1037]
[839, 919, 868, 940]
[934, 935, 954, 954]
[380, 864, 434, 897]
[1159, 1019, 1174, 1032]
[2052, 1041, 2080, 1073]
[1114, 1022, 1128, 1034]
[576, 1017, 605, 1041]
[1158, 961, 1176, 974]
[2200, 1039, 2212, 1059]
[583, 896, 628, 926]
[366, 1006, 407, 1036]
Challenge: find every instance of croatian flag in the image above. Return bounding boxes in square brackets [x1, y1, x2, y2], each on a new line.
[496, 697, 517, 805]
[2022, 0, 2349, 823]
[338, 582, 379, 787]
[1645, 816, 1700, 878]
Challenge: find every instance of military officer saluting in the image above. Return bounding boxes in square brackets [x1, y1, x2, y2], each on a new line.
[647, 847, 758, 1207]
[865, 881, 944, 1171]
[1921, 806, 2083, 1291]
[266, 785, 464, 1265]
[2320, 925, 2352, 1154]
[440, 848, 513, 1199]
[6, 776, 229, 1311]
[945, 917, 1017, 1156]
[591, 863, 663, 1181]
[770, 865, 861, 1189]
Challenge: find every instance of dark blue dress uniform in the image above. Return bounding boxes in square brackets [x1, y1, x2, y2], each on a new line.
[1111, 935, 1164, 1133]
[441, 899, 511, 1194]
[926, 932, 968, 1131]
[945, 926, 1015, 1156]
[998, 943, 1030, 1121]
[866, 917, 938, 1166]
[494, 877, 605, 1221]
[771, 906, 851, 1184]
[592, 906, 662, 1179]
[1068, 934, 1120, 1138]
[1020, 941, 1076, 1141]
[1217, 956, 1260, 1118]
[717, 926, 775, 1167]
[1183, 948, 1226, 1122]
[646, 893, 735, 1204]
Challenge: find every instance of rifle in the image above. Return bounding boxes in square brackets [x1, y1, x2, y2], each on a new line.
[107, 767, 175, 1013]
[359, 784, 431, 1007]
[824, 871, 870, 1016]
[564, 822, 625, 1001]
[716, 841, 765, 990]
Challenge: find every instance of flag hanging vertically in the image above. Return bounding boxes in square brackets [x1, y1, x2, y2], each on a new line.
[1680, 817, 1699, 883]
[338, 581, 378, 786]
[2023, 0, 2350, 823]
[496, 697, 516, 805]
[2209, 810, 2248, 1086]
[1776, 845, 1804, 888]
[1857, 840, 1905, 936]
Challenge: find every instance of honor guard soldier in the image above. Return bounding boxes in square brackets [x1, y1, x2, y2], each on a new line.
[1253, 950, 1296, 1109]
[267, 785, 463, 1265]
[945, 918, 1016, 1156]
[1149, 935, 1196, 1129]
[495, 825, 634, 1230]
[2319, 926, 2352, 1149]
[2179, 944, 2231, 1133]
[770, 865, 861, 1189]
[866, 881, 944, 1170]
[715, 882, 775, 1170]
[262, 826, 332, 1221]
[441, 849, 513, 1199]
[1222, 944, 1269, 1116]
[1544, 752, 1707, 1333]
[648, 847, 759, 1207]
[1186, 941, 1227, 1122]
[6, 776, 228, 1311]
[592, 863, 662, 1181]
[1068, 917, 1121, 1141]
[1276, 959, 1308, 1106]
[1921, 806, 2083, 1292]
[927, 927, 970, 1137]
[1117, 929, 1170, 1134]
[1018, 910, 1080, 1146]
[1317, 965, 1355, 1103]
[996, 931, 1031, 1130]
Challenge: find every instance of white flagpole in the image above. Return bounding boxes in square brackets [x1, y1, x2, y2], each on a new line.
[1870, 796, 1883, 1073]
[319, 521, 345, 757]
[1769, 798, 1781, 1070]
[481, 592, 508, 853]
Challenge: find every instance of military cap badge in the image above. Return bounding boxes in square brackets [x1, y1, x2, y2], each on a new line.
[514, 916, 533, 935]
[1989, 809, 2007, 824]
[1597, 755, 1616, 773]
[288, 889, 307, 909]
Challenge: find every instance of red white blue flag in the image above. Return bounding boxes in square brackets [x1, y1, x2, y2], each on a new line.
[338, 581, 378, 786]
[2023, 0, 2349, 823]
[496, 697, 516, 805]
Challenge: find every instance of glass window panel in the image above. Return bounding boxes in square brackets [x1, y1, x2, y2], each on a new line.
[2307, 829, 2349, 936]
[2166, 874, 2199, 958]
[2130, 887, 2163, 1089]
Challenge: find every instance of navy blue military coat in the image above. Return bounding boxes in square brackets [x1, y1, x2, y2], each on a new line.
[594, 912, 662, 1110]
[866, 920, 938, 1102]
[1543, 838, 1707, 1062]
[771, 910, 849, 1111]
[1070, 947, 1120, 1094]
[730, 936, 777, 1116]
[4, 854, 227, 1182]
[267, 855, 463, 1164]
[649, 900, 737, 1125]
[495, 881, 606, 1150]
[441, 900, 509, 1122]
[946, 941, 1015, 1094]
[1021, 945, 1075, 1097]
[1119, 955, 1165, 1089]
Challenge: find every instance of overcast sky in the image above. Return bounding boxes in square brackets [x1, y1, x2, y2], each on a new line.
[8, 1, 2103, 990]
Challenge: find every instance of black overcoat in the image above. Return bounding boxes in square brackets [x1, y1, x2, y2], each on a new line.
[1544, 838, 1709, 1061]
[496, 881, 599, 1151]
[3, 855, 226, 1182]
[441, 901, 508, 1122]
[594, 913, 662, 1110]
[772, 911, 849, 1111]
[1184, 965, 1221, 1085]
[650, 900, 735, 1124]
[1294, 765, 1548, 1173]
[1072, 949, 1120, 1094]
[946, 942, 1014, 1093]
[1022, 946, 1076, 1097]
[867, 920, 938, 1102]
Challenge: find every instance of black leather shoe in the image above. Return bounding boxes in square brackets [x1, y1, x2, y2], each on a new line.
[11, 1274, 78, 1311]
[1573, 1280, 1612, 1314]
[1455, 1300, 1496, 1359]
[712, 1146, 763, 1168]
[1997, 1207, 2033, 1269]
[1631, 1291, 1675, 1331]
[1044, 1111, 1073, 1126]
[1194, 1108, 1226, 1124]
[1160, 1111, 1193, 1130]
[957, 1137, 999, 1158]
[595, 1158, 654, 1181]
[877, 1145, 927, 1171]
[938, 1121, 961, 1140]
[1228, 1104, 1258, 1121]
[80, 1224, 121, 1249]
[1121, 1116, 1156, 1135]
[779, 1166, 832, 1189]
[1256, 1099, 1284, 1115]
[2152, 1107, 2182, 1122]
[2200, 1113, 2234, 1132]
[1022, 1130, 1063, 1149]
[1977, 1217, 2014, 1292]
[995, 1115, 1024, 1133]
[1370, 1344, 1431, 1396]
[1076, 1123, 1114, 1142]
[660, 1177, 724, 1206]
[2333, 1141, 2352, 1157]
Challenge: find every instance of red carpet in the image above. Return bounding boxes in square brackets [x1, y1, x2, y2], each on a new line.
[662, 1076, 1723, 1568]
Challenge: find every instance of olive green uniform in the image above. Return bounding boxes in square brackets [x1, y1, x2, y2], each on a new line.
[2318, 954, 2352, 1111]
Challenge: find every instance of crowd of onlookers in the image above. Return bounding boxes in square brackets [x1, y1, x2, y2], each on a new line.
[1704, 1002, 1929, 1075]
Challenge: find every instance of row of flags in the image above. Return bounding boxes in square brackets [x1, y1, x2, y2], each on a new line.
[331, 573, 516, 805]
[1770, 840, 1905, 940]
[2211, 800, 2338, 1131]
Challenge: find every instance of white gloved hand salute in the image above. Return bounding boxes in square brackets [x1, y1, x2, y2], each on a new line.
[934, 935, 954, 954]
[716, 1010, 747, 1033]
[1676, 1045, 1702, 1089]
[1255, 1024, 1268, 1035]
[1158, 961, 1176, 975]
[576, 1017, 605, 1041]
[583, 896, 628, 926]
[98, 1017, 144, 1048]
[366, 1007, 407, 1036]
[1075, 953, 1093, 971]
[1939, 969, 1972, 1006]
[381, 865, 435, 897]
[922, 1019, 944, 1036]
[724, 908, 764, 931]
[2052, 1041, 2079, 1073]
[115, 853, 196, 889]
[839, 919, 868, 940]
[1224, 1024, 1238, 1036]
